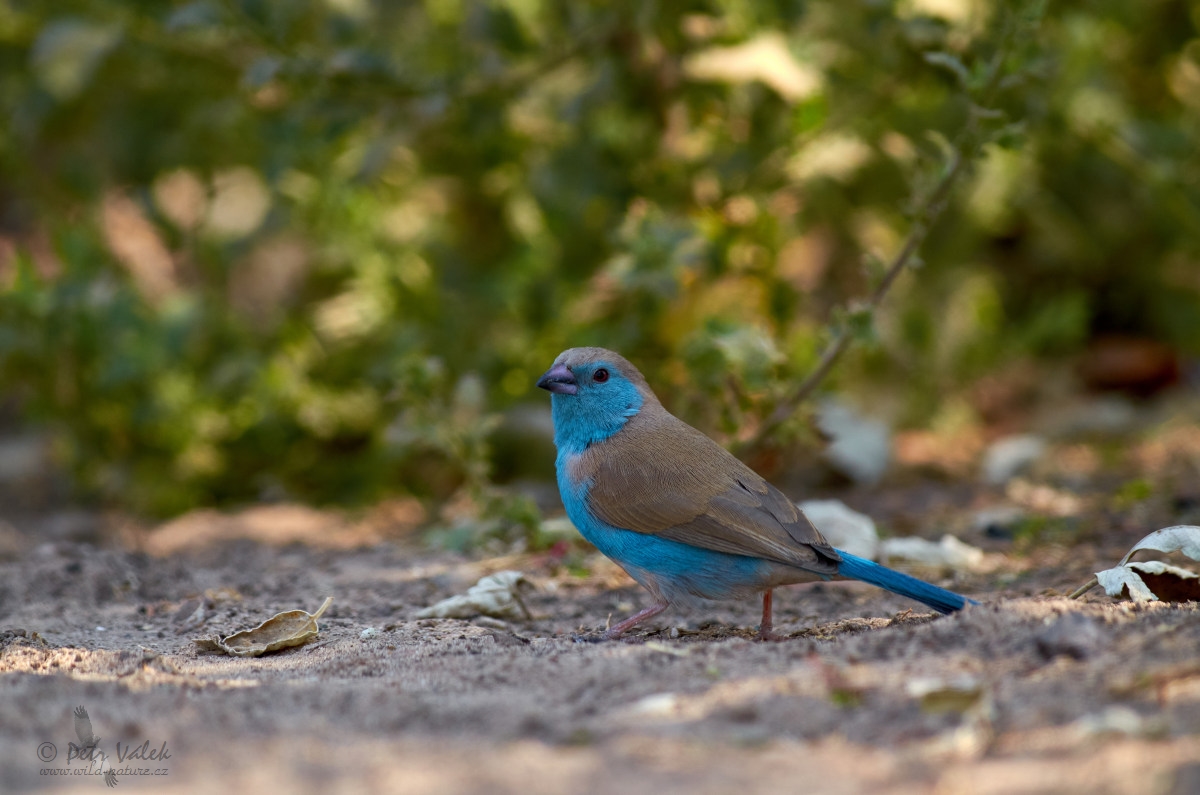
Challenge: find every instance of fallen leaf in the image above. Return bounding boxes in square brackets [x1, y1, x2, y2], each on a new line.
[194, 596, 333, 657]
[1096, 561, 1200, 603]
[416, 571, 532, 621]
[1072, 525, 1200, 602]
[1095, 564, 1158, 602]
[1116, 525, 1200, 565]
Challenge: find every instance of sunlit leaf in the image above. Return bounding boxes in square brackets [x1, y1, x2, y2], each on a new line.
[1117, 525, 1200, 566]
[194, 597, 333, 657]
[1088, 527, 1200, 603]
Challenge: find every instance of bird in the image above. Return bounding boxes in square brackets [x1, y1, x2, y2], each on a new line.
[537, 346, 977, 640]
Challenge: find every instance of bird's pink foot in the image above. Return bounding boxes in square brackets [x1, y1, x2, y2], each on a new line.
[599, 600, 669, 641]
[757, 589, 783, 641]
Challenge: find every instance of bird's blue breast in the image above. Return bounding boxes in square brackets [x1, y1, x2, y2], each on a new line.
[556, 450, 773, 604]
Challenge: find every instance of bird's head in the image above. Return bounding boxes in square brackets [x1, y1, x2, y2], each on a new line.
[537, 347, 656, 451]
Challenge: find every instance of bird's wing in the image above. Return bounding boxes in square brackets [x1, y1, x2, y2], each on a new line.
[580, 410, 839, 573]
[74, 706, 94, 745]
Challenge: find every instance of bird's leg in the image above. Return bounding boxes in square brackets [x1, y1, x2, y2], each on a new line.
[602, 600, 669, 640]
[758, 589, 781, 642]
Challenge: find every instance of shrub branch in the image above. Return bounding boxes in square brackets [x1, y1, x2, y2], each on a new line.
[736, 7, 1036, 457]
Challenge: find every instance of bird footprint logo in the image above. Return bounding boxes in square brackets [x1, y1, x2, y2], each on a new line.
[70, 706, 101, 758]
[69, 705, 118, 788]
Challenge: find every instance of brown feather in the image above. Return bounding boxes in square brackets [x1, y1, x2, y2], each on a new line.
[576, 396, 840, 574]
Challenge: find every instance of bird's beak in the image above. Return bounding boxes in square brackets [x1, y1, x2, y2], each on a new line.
[536, 363, 577, 395]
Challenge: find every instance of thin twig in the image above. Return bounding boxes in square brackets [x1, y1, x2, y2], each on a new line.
[1068, 576, 1098, 599]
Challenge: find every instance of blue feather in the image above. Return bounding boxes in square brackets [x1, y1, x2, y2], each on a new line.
[558, 456, 773, 604]
[835, 550, 978, 614]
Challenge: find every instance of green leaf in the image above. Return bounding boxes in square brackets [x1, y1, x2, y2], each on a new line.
[923, 51, 971, 88]
[31, 18, 122, 101]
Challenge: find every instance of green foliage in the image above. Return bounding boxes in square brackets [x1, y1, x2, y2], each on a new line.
[1112, 478, 1155, 510]
[1, 0, 1197, 515]
[425, 490, 542, 554]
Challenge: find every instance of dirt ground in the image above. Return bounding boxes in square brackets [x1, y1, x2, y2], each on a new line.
[3, 412, 1200, 794]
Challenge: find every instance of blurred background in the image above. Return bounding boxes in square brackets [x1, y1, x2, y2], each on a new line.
[0, 0, 1197, 532]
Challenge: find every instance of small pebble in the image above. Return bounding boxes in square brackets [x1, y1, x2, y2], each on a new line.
[1035, 613, 1106, 661]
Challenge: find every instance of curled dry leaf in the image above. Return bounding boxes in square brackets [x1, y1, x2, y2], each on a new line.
[416, 571, 532, 621]
[1115, 525, 1200, 564]
[194, 596, 333, 657]
[1096, 562, 1200, 602]
[1072, 525, 1200, 602]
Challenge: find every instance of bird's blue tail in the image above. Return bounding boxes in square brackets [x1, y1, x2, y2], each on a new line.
[835, 550, 977, 614]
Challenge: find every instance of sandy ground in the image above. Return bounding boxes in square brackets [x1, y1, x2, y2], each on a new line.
[2, 475, 1199, 795]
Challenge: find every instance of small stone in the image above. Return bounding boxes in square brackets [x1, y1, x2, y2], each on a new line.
[982, 434, 1047, 485]
[360, 627, 379, 640]
[1034, 612, 1106, 661]
[1075, 705, 1165, 738]
[971, 505, 1027, 539]
[1171, 762, 1200, 795]
[799, 499, 879, 560]
[815, 401, 891, 486]
[879, 535, 985, 571]
[0, 436, 48, 482]
[1038, 395, 1138, 438]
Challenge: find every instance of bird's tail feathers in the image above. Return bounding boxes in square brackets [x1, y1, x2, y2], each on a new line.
[835, 550, 977, 614]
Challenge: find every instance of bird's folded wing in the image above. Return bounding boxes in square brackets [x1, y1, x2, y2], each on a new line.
[581, 413, 839, 573]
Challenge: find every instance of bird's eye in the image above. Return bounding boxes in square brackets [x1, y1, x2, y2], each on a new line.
[593, 368, 609, 383]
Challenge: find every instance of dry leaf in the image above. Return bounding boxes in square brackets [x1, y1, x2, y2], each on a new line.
[1097, 561, 1200, 603]
[1075, 525, 1200, 602]
[1116, 525, 1200, 564]
[416, 571, 531, 621]
[194, 596, 333, 657]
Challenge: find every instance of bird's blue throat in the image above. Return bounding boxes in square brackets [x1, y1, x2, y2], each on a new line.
[548, 365, 643, 455]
